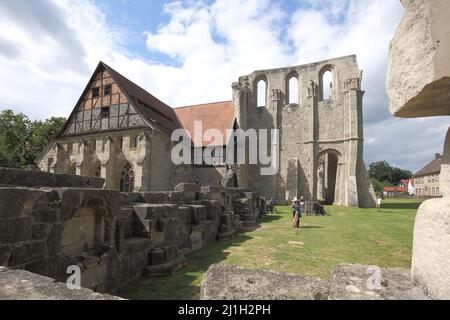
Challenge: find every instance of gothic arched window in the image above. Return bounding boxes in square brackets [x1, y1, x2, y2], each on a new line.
[119, 163, 135, 192]
[257, 79, 267, 108]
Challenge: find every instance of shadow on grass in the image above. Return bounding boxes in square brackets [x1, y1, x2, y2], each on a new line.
[116, 233, 255, 300]
[381, 201, 422, 210]
[300, 225, 324, 229]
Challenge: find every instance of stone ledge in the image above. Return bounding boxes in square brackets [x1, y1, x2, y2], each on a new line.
[200, 264, 329, 300]
[329, 264, 430, 300]
[0, 267, 123, 300]
[200, 264, 432, 300]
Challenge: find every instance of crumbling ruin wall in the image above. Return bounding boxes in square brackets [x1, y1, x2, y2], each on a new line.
[387, 0, 450, 300]
[233, 55, 375, 207]
[0, 169, 260, 294]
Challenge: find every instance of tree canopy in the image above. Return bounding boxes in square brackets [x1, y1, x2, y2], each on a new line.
[0, 109, 66, 168]
[368, 160, 413, 197]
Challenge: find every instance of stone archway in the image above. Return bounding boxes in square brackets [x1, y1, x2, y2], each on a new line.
[317, 149, 341, 205]
[61, 196, 114, 257]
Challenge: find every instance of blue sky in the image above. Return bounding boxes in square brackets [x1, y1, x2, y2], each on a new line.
[0, 0, 448, 172]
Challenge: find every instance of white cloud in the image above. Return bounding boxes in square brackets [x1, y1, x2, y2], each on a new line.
[0, 0, 448, 172]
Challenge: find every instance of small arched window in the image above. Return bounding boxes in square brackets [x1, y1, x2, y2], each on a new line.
[321, 70, 333, 101]
[69, 163, 76, 175]
[288, 76, 299, 104]
[119, 163, 135, 193]
[257, 80, 267, 108]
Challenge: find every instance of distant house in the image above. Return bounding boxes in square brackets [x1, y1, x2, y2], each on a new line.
[413, 153, 442, 197]
[383, 180, 409, 198]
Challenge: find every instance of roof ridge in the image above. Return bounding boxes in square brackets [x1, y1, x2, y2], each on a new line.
[175, 100, 233, 109]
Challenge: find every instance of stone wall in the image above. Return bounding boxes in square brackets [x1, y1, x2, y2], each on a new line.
[0, 267, 121, 300]
[0, 168, 261, 294]
[0, 167, 104, 188]
[233, 55, 376, 207]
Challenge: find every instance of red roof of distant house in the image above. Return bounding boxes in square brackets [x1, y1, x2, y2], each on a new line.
[174, 101, 235, 147]
[384, 186, 408, 193]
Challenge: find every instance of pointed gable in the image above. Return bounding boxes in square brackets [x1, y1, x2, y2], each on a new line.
[57, 62, 180, 138]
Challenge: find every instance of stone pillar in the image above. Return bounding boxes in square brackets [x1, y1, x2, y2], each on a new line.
[307, 81, 318, 201]
[75, 139, 91, 176]
[98, 136, 116, 189]
[344, 79, 362, 207]
[134, 132, 152, 191]
[50, 143, 67, 174]
[233, 80, 250, 189]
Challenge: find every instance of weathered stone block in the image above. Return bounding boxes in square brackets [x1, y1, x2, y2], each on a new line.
[143, 256, 186, 277]
[140, 192, 169, 204]
[10, 242, 47, 266]
[32, 223, 48, 240]
[329, 264, 430, 300]
[200, 264, 329, 300]
[47, 224, 62, 256]
[0, 269, 122, 300]
[174, 183, 200, 193]
[0, 246, 12, 266]
[149, 248, 165, 265]
[0, 217, 32, 244]
[412, 198, 450, 299]
[25, 258, 57, 279]
[387, 0, 450, 118]
[0, 188, 47, 218]
[164, 245, 177, 262]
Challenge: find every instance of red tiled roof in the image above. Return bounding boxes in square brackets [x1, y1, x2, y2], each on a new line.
[384, 186, 408, 192]
[174, 101, 235, 147]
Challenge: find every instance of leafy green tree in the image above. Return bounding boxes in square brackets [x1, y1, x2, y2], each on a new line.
[0, 110, 32, 168]
[29, 117, 66, 164]
[371, 178, 392, 198]
[368, 161, 412, 185]
[0, 109, 65, 168]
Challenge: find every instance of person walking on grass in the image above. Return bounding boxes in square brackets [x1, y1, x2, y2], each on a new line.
[376, 197, 382, 212]
[292, 196, 301, 228]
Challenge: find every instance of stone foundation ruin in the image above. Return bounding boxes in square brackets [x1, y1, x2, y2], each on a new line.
[0, 167, 261, 295]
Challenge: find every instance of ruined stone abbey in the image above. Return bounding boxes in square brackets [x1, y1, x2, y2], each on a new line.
[37, 55, 375, 208]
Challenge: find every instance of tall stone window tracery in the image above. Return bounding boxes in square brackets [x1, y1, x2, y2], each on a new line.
[119, 162, 135, 192]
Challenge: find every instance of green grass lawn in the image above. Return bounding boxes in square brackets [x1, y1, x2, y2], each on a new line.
[116, 198, 422, 300]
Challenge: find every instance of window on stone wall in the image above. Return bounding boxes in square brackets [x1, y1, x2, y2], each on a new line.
[321, 70, 333, 101]
[70, 163, 76, 175]
[257, 80, 267, 108]
[47, 158, 53, 172]
[288, 76, 299, 104]
[130, 135, 138, 149]
[119, 163, 135, 192]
